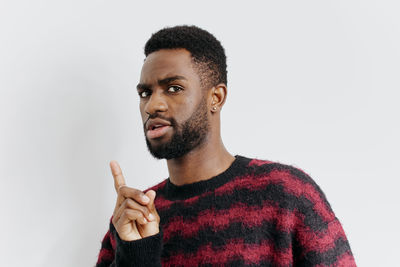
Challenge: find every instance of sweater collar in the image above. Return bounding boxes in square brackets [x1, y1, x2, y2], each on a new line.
[163, 155, 252, 200]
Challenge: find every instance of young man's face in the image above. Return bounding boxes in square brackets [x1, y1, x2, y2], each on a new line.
[137, 48, 210, 159]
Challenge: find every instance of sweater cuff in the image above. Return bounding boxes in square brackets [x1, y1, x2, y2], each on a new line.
[110, 222, 163, 266]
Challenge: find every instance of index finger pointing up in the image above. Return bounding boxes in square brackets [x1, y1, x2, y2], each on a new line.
[110, 160, 126, 192]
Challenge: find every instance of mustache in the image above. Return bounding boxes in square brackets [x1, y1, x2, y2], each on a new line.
[143, 113, 175, 128]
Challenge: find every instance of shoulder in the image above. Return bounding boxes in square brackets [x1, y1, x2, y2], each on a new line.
[246, 156, 320, 188]
[245, 156, 328, 196]
[246, 158, 357, 265]
[240, 155, 336, 223]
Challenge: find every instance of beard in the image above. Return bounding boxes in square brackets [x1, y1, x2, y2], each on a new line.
[144, 97, 209, 160]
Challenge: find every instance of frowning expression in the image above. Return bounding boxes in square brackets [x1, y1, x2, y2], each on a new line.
[137, 48, 210, 159]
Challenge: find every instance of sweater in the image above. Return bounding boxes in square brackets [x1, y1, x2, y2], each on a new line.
[96, 155, 356, 266]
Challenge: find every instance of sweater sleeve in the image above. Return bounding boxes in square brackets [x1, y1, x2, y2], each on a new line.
[293, 218, 357, 266]
[96, 221, 163, 267]
[289, 171, 357, 266]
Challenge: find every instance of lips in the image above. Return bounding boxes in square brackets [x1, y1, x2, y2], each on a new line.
[146, 118, 172, 139]
[149, 124, 167, 130]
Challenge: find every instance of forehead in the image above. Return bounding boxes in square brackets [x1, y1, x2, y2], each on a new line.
[140, 49, 199, 84]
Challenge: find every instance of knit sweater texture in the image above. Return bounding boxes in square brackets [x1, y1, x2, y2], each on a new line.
[96, 155, 356, 266]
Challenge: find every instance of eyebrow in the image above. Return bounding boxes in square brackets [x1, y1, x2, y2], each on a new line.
[136, 75, 187, 91]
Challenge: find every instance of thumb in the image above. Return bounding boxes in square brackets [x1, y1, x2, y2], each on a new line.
[137, 190, 160, 238]
[145, 190, 158, 216]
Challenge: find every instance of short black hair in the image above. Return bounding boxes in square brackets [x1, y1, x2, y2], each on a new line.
[144, 25, 227, 89]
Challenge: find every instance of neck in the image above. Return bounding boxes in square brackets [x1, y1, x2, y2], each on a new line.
[166, 133, 235, 186]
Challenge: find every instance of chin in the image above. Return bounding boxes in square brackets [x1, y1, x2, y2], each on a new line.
[146, 135, 171, 146]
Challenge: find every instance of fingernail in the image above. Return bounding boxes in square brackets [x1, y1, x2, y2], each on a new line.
[149, 213, 155, 221]
[142, 195, 150, 203]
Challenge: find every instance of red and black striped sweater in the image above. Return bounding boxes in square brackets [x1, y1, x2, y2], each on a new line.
[96, 155, 356, 266]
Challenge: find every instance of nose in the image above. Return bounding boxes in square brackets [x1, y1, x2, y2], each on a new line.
[144, 90, 168, 115]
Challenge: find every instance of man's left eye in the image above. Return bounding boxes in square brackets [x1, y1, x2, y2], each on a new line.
[167, 86, 183, 93]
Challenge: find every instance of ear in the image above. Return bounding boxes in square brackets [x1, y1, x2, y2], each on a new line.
[209, 83, 228, 113]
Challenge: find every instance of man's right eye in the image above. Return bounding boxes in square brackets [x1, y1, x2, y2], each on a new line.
[138, 91, 150, 98]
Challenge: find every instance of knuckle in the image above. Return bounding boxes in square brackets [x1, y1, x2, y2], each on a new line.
[122, 198, 130, 208]
[134, 190, 143, 200]
[133, 209, 143, 218]
[125, 209, 139, 219]
[127, 198, 149, 214]
[118, 185, 127, 195]
[119, 186, 143, 200]
[126, 198, 135, 206]
[125, 198, 136, 209]
[143, 206, 150, 216]
[122, 209, 129, 217]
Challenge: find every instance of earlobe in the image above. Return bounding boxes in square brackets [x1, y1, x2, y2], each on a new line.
[210, 88, 219, 112]
[210, 84, 227, 112]
[211, 95, 218, 111]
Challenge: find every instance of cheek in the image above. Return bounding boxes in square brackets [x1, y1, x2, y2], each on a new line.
[180, 101, 202, 122]
[176, 101, 193, 116]
[139, 103, 147, 120]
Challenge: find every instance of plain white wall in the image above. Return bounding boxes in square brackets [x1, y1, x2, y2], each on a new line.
[1, 0, 399, 266]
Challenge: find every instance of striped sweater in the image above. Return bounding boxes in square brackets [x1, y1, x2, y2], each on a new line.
[96, 155, 356, 266]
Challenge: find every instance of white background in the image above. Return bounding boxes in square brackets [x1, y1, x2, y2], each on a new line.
[1, 1, 399, 266]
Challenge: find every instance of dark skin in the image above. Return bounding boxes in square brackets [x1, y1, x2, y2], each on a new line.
[111, 48, 234, 241]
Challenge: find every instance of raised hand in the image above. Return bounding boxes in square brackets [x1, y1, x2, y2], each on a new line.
[110, 160, 160, 241]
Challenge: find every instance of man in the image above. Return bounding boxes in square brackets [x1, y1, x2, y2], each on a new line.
[96, 25, 356, 266]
